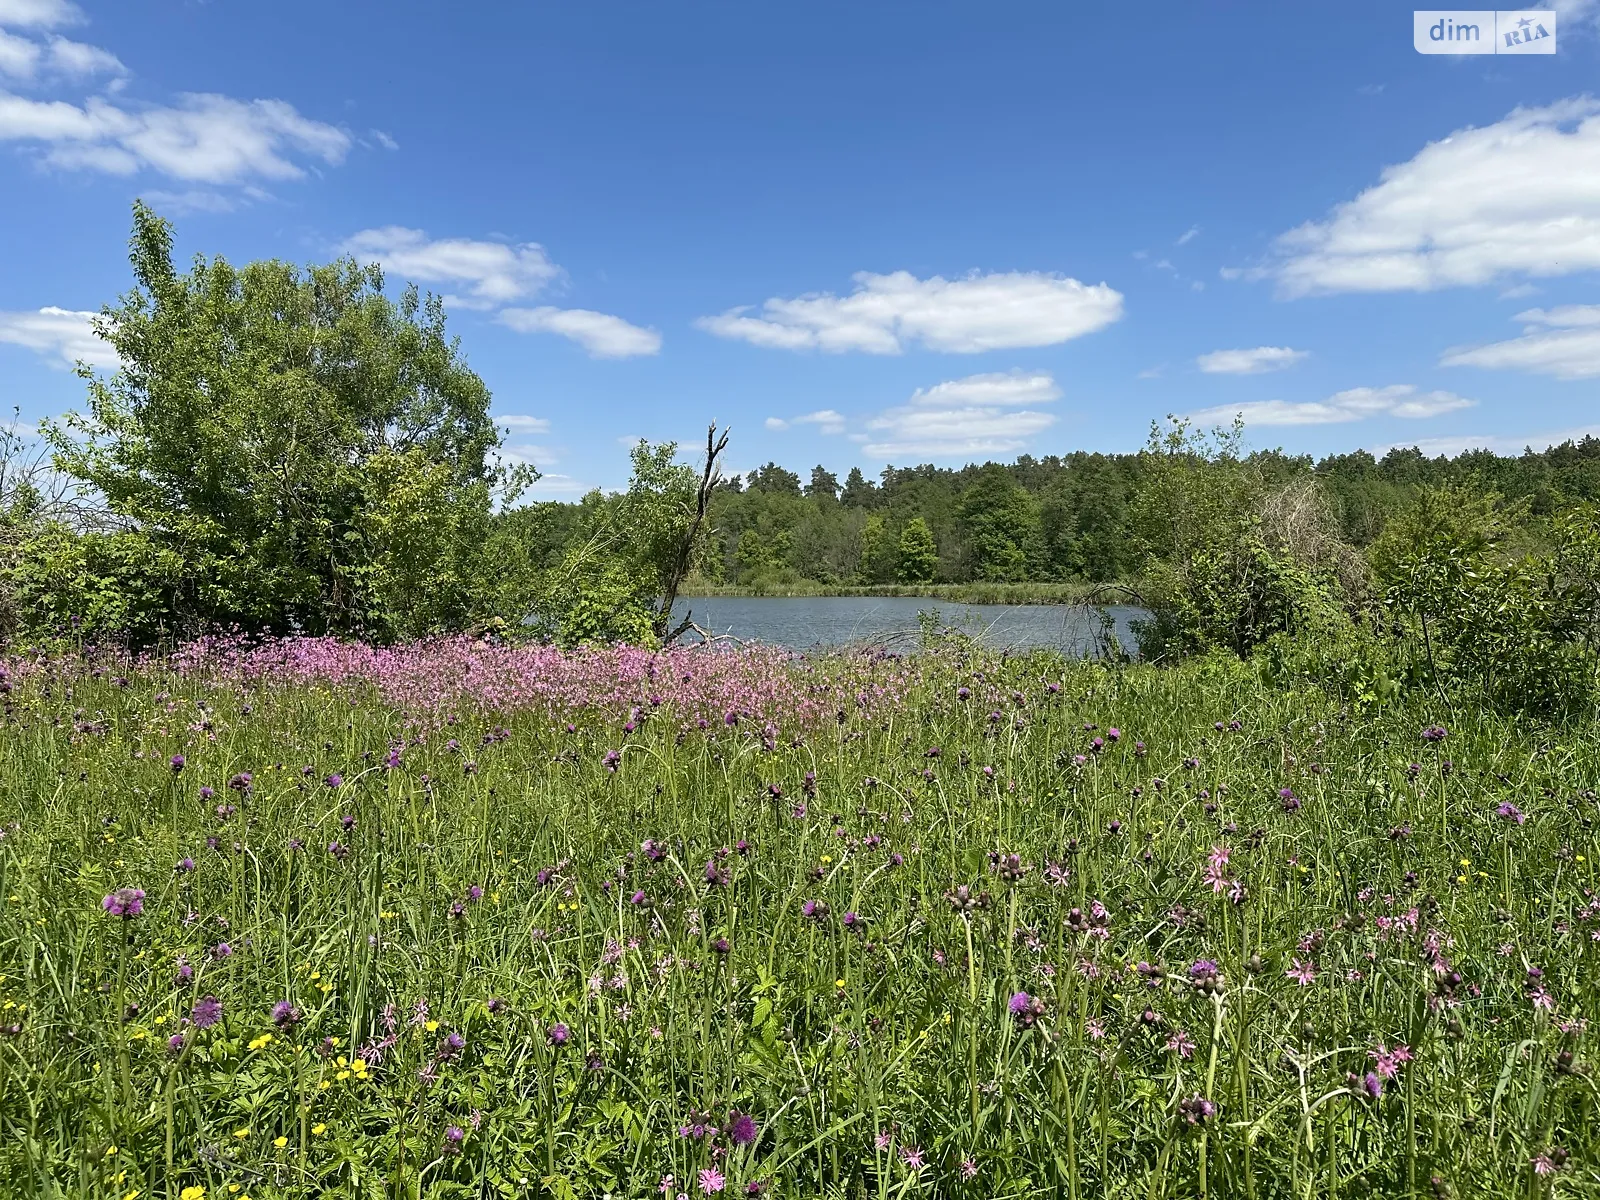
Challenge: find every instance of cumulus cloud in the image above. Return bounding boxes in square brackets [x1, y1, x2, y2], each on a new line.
[1189, 384, 1475, 427]
[1441, 305, 1600, 378]
[0, 305, 116, 368]
[1375, 424, 1600, 458]
[697, 270, 1123, 354]
[0, 91, 350, 182]
[766, 409, 847, 434]
[862, 370, 1061, 458]
[524, 473, 591, 497]
[1196, 346, 1308, 375]
[0, 29, 122, 81]
[0, 0, 83, 29]
[340, 228, 659, 356]
[492, 414, 551, 435]
[1253, 99, 1600, 296]
[497, 306, 662, 358]
[341, 227, 560, 308]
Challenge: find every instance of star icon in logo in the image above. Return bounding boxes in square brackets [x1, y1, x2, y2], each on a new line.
[1516, 16, 1533, 29]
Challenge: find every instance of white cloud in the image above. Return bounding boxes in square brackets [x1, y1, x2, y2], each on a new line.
[1441, 305, 1600, 378]
[370, 129, 398, 151]
[766, 409, 848, 434]
[497, 306, 662, 358]
[697, 269, 1123, 354]
[906, 369, 1061, 408]
[140, 186, 265, 216]
[1375, 424, 1600, 458]
[1176, 225, 1200, 246]
[497, 441, 561, 469]
[38, 34, 121, 79]
[493, 413, 551, 435]
[524, 473, 590, 497]
[0, 0, 83, 29]
[862, 370, 1060, 458]
[1258, 99, 1600, 296]
[794, 409, 846, 433]
[340, 227, 560, 308]
[1189, 384, 1475, 427]
[1552, 0, 1600, 27]
[1196, 345, 1308, 375]
[0, 90, 350, 182]
[0, 305, 116, 368]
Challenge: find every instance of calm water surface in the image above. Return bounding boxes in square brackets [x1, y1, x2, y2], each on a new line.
[677, 595, 1145, 654]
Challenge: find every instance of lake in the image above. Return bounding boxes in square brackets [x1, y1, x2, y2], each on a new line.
[673, 595, 1147, 654]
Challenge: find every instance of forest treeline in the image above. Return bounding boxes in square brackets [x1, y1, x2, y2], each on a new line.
[518, 436, 1600, 592]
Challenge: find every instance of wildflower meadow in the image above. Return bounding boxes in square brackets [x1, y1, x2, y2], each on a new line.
[1, 634, 1596, 1199]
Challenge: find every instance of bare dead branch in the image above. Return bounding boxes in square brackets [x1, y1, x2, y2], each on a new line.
[657, 422, 729, 643]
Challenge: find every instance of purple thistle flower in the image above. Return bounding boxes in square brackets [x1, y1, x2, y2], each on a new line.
[325, 773, 342, 788]
[102, 887, 145, 918]
[728, 1111, 758, 1145]
[1496, 801, 1526, 825]
[271, 1001, 300, 1028]
[443, 1125, 464, 1153]
[190, 995, 222, 1029]
[211, 942, 232, 960]
[170, 754, 185, 773]
[1421, 725, 1448, 743]
[547, 1022, 569, 1046]
[176, 858, 195, 873]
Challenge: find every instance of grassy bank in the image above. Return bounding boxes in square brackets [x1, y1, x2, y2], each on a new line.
[0, 638, 1593, 1197]
[677, 579, 1139, 605]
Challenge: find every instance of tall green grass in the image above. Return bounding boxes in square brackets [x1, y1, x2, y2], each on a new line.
[0, 645, 1594, 1198]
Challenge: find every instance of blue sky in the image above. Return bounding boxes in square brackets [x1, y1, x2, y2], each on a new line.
[3, 0, 1600, 494]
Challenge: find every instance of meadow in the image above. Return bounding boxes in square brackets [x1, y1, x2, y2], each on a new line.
[0, 633, 1595, 1199]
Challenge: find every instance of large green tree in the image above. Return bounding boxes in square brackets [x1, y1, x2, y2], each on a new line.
[897, 516, 938, 583]
[47, 203, 528, 640]
[958, 464, 1039, 582]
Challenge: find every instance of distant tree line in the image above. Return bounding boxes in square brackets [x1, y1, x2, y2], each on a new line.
[603, 436, 1600, 590]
